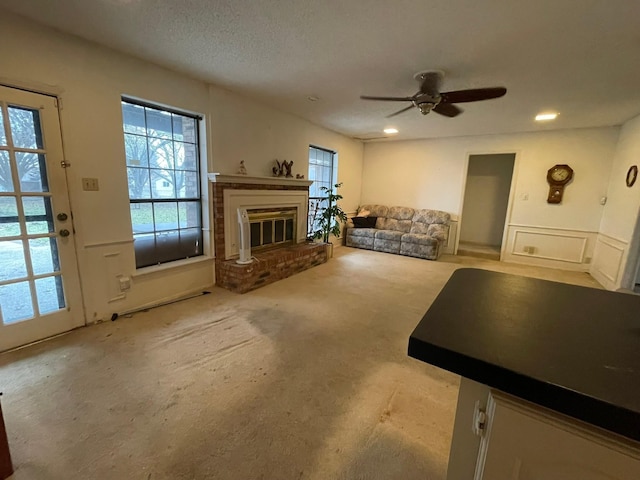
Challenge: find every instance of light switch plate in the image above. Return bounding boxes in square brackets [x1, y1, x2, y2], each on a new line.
[82, 177, 99, 191]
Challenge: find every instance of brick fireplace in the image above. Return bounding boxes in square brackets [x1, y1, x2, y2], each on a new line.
[209, 174, 327, 293]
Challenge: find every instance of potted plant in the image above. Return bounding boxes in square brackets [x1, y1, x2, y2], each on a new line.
[311, 182, 347, 258]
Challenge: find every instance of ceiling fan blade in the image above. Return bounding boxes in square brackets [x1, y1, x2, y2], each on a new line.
[386, 105, 416, 118]
[418, 71, 443, 95]
[360, 95, 415, 102]
[433, 102, 462, 117]
[441, 87, 507, 103]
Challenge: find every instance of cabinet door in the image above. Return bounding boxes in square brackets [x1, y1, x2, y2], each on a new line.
[477, 393, 640, 480]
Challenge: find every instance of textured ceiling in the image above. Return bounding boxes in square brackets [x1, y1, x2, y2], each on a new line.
[1, 0, 639, 141]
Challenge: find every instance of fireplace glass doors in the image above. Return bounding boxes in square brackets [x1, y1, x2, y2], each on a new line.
[248, 208, 296, 251]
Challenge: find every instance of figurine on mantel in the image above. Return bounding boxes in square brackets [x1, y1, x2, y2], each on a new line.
[283, 160, 293, 178]
[272, 159, 294, 177]
[296, 174, 305, 179]
[272, 159, 283, 177]
[237, 160, 247, 175]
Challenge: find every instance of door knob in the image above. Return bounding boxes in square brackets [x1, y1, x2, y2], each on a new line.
[57, 213, 68, 221]
[59, 229, 70, 237]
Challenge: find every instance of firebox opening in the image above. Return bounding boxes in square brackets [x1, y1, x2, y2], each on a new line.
[248, 208, 297, 252]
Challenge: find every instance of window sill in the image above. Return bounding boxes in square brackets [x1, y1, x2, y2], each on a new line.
[132, 255, 214, 279]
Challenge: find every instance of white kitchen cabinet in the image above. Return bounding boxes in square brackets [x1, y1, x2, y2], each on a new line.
[448, 379, 640, 480]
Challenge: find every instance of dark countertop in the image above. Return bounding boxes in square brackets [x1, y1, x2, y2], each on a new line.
[408, 268, 640, 443]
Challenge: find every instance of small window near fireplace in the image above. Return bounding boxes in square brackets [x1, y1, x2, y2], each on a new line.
[248, 208, 297, 251]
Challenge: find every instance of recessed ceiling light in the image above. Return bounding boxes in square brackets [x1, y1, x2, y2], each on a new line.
[535, 113, 558, 121]
[383, 128, 399, 134]
[307, 95, 319, 102]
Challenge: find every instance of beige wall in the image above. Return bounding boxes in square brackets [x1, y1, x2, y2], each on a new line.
[591, 114, 640, 289]
[0, 11, 363, 321]
[363, 127, 619, 270]
[208, 87, 363, 214]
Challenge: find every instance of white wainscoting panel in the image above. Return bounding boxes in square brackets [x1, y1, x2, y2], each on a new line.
[502, 225, 597, 271]
[443, 220, 458, 255]
[591, 234, 628, 290]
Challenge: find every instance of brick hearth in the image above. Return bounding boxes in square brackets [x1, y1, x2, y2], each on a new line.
[210, 175, 326, 293]
[215, 242, 327, 294]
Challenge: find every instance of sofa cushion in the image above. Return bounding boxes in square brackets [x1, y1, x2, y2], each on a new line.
[346, 234, 374, 250]
[359, 204, 389, 218]
[409, 222, 429, 235]
[427, 223, 449, 242]
[400, 241, 439, 260]
[401, 233, 438, 246]
[374, 229, 404, 241]
[383, 218, 412, 233]
[387, 206, 415, 221]
[374, 238, 401, 254]
[412, 209, 451, 225]
[347, 227, 377, 238]
[352, 216, 377, 228]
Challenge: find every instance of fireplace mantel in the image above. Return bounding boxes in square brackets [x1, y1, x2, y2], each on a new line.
[208, 173, 313, 187]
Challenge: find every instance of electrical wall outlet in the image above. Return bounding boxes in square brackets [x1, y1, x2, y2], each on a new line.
[524, 246, 536, 254]
[119, 276, 131, 292]
[82, 177, 100, 191]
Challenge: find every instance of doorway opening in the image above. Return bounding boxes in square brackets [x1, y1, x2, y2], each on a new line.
[458, 153, 516, 260]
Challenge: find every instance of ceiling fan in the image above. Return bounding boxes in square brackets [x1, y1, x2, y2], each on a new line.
[360, 70, 507, 118]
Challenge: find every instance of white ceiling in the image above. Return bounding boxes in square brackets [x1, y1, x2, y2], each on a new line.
[2, 0, 639, 141]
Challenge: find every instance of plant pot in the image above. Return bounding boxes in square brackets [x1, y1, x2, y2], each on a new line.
[325, 242, 333, 259]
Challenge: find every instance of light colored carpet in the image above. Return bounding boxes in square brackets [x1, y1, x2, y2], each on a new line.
[0, 248, 601, 479]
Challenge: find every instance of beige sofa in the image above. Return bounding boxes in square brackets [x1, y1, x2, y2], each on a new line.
[345, 205, 451, 260]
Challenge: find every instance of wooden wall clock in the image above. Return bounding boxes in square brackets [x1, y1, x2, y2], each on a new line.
[547, 164, 573, 203]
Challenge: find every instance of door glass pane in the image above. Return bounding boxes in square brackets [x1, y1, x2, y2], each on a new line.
[130, 203, 154, 233]
[8, 106, 43, 149]
[23, 196, 54, 234]
[0, 239, 27, 281]
[154, 202, 178, 231]
[35, 276, 65, 314]
[29, 237, 61, 275]
[250, 223, 260, 248]
[0, 197, 19, 237]
[0, 151, 14, 192]
[16, 152, 49, 192]
[0, 109, 6, 145]
[0, 280, 34, 324]
[263, 221, 273, 244]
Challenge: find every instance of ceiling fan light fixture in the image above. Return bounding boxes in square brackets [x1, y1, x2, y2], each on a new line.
[535, 112, 558, 121]
[383, 128, 398, 134]
[418, 103, 434, 115]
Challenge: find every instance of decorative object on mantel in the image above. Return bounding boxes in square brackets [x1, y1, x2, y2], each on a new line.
[272, 159, 283, 177]
[312, 182, 347, 258]
[237, 160, 247, 175]
[626, 165, 638, 187]
[296, 174, 305, 179]
[546, 164, 573, 204]
[282, 160, 293, 178]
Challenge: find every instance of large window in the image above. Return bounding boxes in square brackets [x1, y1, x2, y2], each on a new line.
[308, 145, 336, 236]
[121, 99, 203, 268]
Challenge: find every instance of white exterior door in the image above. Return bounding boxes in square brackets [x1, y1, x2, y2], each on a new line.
[0, 85, 84, 351]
